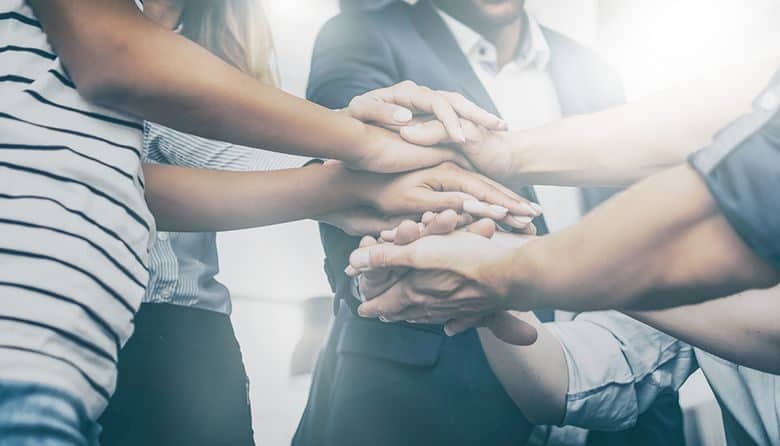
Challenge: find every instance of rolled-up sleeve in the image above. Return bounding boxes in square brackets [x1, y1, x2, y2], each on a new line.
[144, 122, 311, 171]
[544, 312, 697, 431]
[689, 69, 780, 268]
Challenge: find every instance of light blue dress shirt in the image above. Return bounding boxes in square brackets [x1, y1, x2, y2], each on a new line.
[546, 311, 780, 445]
[143, 123, 308, 314]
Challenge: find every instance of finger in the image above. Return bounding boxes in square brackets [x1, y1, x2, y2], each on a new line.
[392, 83, 466, 143]
[501, 215, 535, 230]
[356, 285, 412, 319]
[392, 220, 423, 245]
[466, 218, 497, 238]
[421, 209, 459, 236]
[433, 166, 535, 218]
[439, 91, 506, 130]
[462, 199, 508, 220]
[348, 94, 413, 126]
[400, 120, 450, 146]
[421, 211, 437, 225]
[444, 315, 485, 336]
[483, 312, 539, 345]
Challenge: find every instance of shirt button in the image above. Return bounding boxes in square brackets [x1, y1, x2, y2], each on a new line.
[157, 232, 169, 241]
[759, 90, 779, 111]
[159, 288, 172, 299]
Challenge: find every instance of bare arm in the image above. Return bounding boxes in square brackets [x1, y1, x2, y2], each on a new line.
[508, 165, 780, 311]
[507, 57, 778, 186]
[347, 165, 780, 322]
[144, 161, 533, 233]
[628, 287, 780, 374]
[27, 0, 463, 172]
[400, 56, 779, 186]
[477, 312, 567, 425]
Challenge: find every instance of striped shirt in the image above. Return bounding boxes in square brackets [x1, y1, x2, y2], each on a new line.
[143, 123, 308, 314]
[0, 0, 153, 419]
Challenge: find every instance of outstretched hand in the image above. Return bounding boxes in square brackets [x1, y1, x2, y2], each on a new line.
[349, 211, 538, 345]
[342, 81, 512, 175]
[319, 161, 541, 236]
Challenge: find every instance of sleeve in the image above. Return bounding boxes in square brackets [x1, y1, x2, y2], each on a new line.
[544, 311, 697, 431]
[144, 123, 310, 172]
[688, 68, 780, 268]
[307, 13, 402, 305]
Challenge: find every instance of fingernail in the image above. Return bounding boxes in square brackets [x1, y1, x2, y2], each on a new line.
[380, 228, 397, 241]
[498, 119, 508, 130]
[394, 108, 413, 123]
[508, 216, 534, 227]
[463, 200, 486, 215]
[454, 127, 467, 144]
[344, 265, 359, 276]
[519, 203, 539, 217]
[350, 249, 370, 270]
[489, 205, 508, 217]
[530, 202, 544, 215]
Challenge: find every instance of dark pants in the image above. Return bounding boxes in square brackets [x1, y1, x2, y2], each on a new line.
[99, 304, 255, 446]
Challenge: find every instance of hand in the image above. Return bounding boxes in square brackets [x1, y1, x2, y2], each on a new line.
[400, 117, 518, 183]
[347, 80, 506, 143]
[347, 226, 539, 333]
[352, 212, 538, 344]
[358, 161, 542, 231]
[343, 81, 508, 174]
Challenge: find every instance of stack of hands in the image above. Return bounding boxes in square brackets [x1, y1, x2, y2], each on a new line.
[324, 81, 543, 345]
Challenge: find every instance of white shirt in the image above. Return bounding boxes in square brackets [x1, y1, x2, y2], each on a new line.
[435, 8, 583, 234]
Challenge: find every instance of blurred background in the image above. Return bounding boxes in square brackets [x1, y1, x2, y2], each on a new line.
[214, 1, 780, 444]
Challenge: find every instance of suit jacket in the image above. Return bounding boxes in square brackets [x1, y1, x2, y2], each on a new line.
[295, 2, 684, 445]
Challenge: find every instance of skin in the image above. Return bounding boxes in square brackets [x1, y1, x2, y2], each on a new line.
[27, 0, 540, 235]
[401, 56, 780, 187]
[28, 0, 505, 174]
[348, 165, 780, 324]
[354, 212, 780, 428]
[630, 288, 780, 375]
[433, 0, 526, 68]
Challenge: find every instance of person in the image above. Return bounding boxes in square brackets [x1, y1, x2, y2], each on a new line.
[0, 0, 531, 444]
[357, 213, 780, 445]
[346, 58, 780, 327]
[294, 1, 683, 445]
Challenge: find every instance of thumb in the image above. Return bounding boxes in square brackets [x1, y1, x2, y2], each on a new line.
[348, 242, 417, 275]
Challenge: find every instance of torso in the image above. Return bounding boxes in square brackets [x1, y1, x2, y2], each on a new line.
[0, 0, 153, 418]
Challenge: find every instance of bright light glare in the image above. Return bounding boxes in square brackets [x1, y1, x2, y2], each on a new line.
[598, 0, 780, 98]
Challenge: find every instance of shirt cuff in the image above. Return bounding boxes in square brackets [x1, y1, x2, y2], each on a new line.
[544, 320, 639, 431]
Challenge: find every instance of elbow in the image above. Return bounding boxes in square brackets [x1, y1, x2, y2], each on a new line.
[75, 71, 136, 108]
[68, 37, 140, 109]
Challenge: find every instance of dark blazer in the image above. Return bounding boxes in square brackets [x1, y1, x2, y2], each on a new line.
[294, 2, 684, 445]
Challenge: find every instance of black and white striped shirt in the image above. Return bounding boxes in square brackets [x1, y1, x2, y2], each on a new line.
[0, 0, 153, 418]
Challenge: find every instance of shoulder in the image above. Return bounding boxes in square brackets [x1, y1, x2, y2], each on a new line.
[316, 2, 413, 47]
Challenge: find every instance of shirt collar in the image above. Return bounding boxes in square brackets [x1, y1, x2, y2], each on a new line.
[433, 4, 551, 73]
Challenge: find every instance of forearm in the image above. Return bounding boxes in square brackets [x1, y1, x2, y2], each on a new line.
[509, 165, 780, 311]
[628, 287, 780, 374]
[30, 0, 366, 162]
[500, 57, 778, 187]
[144, 163, 369, 232]
[477, 313, 567, 425]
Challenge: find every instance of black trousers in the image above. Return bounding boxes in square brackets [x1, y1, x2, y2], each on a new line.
[99, 303, 255, 446]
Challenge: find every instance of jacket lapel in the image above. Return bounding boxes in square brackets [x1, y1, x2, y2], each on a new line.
[407, 0, 500, 116]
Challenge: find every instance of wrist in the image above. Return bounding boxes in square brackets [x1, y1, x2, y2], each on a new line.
[501, 242, 547, 311]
